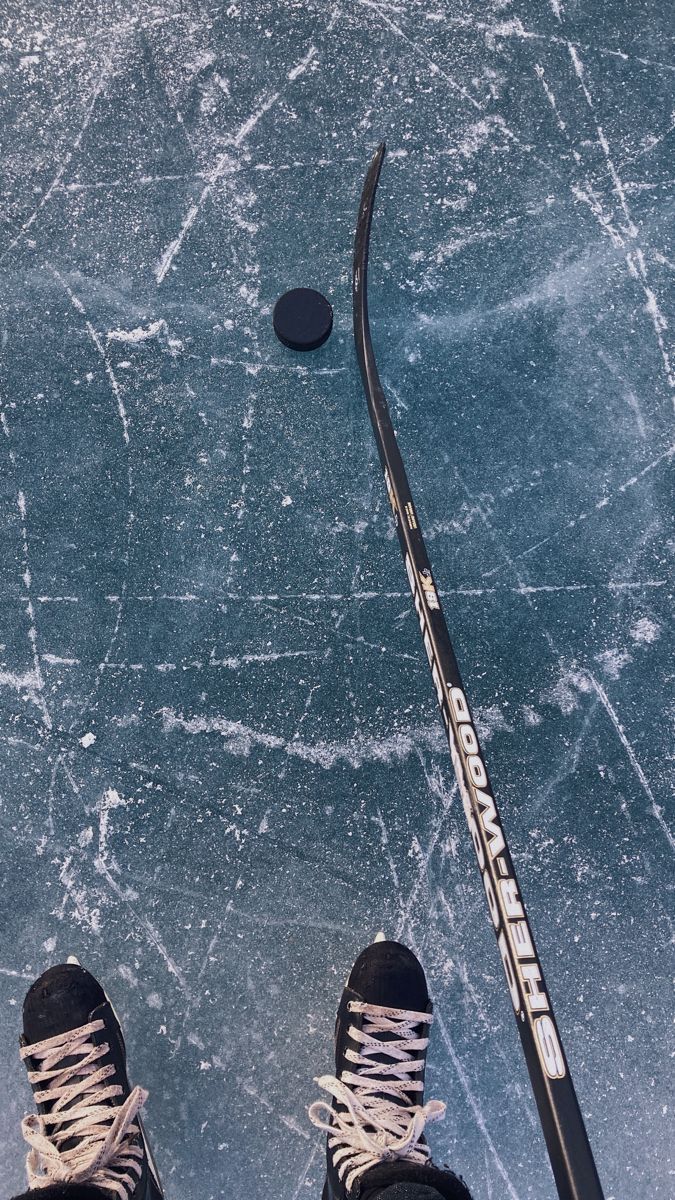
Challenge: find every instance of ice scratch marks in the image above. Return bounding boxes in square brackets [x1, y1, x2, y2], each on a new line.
[0, 400, 52, 728]
[537, 662, 673, 850]
[588, 675, 675, 854]
[652, 249, 675, 273]
[14, 489, 52, 730]
[381, 376, 409, 416]
[485, 442, 675, 575]
[421, 238, 621, 326]
[107, 319, 183, 357]
[534, 64, 570, 141]
[5, 579, 668, 607]
[56, 856, 102, 933]
[87, 786, 193, 1000]
[290, 681, 321, 743]
[109, 881, 193, 1002]
[289, 1142, 321, 1200]
[597, 350, 647, 439]
[0, 667, 51, 726]
[535, 691, 598, 814]
[46, 751, 80, 838]
[238, 1077, 312, 1144]
[51, 269, 134, 714]
[54, 790, 127, 936]
[59, 172, 195, 193]
[36, 595, 80, 603]
[341, 631, 417, 664]
[234, 399, 255, 521]
[326, 5, 342, 34]
[443, 115, 522, 162]
[629, 615, 661, 644]
[53, 269, 130, 444]
[454, 469, 542, 640]
[393, 761, 457, 940]
[570, 183, 624, 248]
[357, 0, 482, 111]
[94, 787, 132, 885]
[231, 89, 283, 149]
[564, 46, 674, 390]
[454, 959, 538, 1134]
[534, 45, 674, 390]
[479, 18, 675, 73]
[209, 648, 319, 669]
[211, 356, 347, 375]
[567, 45, 636, 237]
[177, 926, 224, 1048]
[372, 808, 403, 896]
[484, 1149, 494, 1200]
[433, 1004, 522, 1200]
[620, 118, 675, 179]
[160, 707, 447, 769]
[534, 65, 621, 247]
[155, 42, 318, 284]
[154, 105, 271, 283]
[0, 35, 121, 262]
[625, 248, 674, 391]
[288, 45, 317, 81]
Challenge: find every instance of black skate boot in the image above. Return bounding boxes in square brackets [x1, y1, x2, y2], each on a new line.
[19, 957, 163, 1200]
[309, 936, 472, 1200]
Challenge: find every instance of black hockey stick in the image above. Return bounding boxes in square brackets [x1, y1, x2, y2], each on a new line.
[353, 142, 604, 1200]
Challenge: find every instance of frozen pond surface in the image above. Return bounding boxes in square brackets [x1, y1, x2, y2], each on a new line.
[0, 3, 673, 1199]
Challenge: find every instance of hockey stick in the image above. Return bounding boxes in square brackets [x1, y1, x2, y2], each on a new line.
[353, 142, 604, 1200]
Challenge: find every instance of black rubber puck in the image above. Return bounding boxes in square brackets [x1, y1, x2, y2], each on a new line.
[273, 288, 333, 352]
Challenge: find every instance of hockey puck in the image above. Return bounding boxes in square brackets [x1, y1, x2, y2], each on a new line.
[273, 288, 333, 352]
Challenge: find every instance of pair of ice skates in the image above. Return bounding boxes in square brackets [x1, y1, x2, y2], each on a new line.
[16, 938, 471, 1200]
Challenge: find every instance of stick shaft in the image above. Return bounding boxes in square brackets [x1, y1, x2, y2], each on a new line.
[353, 142, 604, 1200]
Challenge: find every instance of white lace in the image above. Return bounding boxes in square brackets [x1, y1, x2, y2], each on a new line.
[308, 1002, 446, 1191]
[20, 1019, 147, 1200]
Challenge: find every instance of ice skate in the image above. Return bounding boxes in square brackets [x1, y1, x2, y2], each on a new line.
[19, 960, 163, 1200]
[309, 937, 472, 1200]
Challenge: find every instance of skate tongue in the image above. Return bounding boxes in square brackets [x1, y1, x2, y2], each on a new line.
[23, 964, 106, 1043]
[349, 942, 429, 1013]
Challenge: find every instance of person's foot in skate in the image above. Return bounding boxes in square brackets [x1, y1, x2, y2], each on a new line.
[19, 957, 163, 1200]
[309, 936, 472, 1200]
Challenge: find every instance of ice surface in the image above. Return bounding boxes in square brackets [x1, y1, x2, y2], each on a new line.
[0, 3, 673, 1199]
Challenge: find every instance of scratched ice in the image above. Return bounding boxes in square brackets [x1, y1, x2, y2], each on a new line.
[0, 3, 673, 1200]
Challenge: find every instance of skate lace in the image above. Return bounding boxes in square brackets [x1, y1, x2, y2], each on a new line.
[20, 1019, 147, 1200]
[308, 1002, 445, 1191]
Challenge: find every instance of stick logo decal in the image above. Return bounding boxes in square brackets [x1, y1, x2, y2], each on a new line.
[419, 568, 440, 611]
[404, 552, 566, 1083]
[384, 468, 399, 524]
